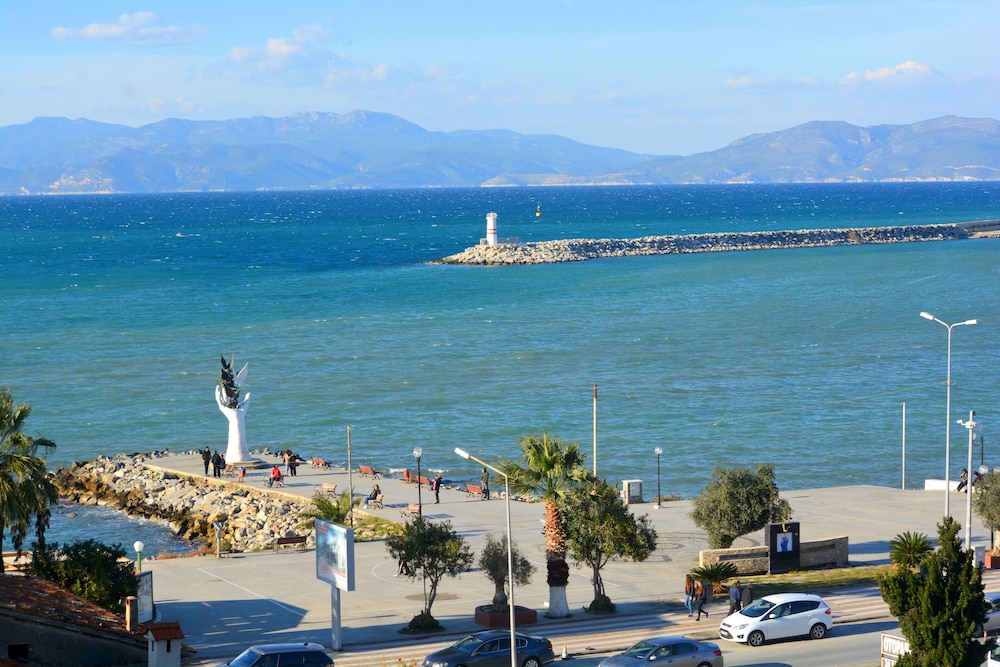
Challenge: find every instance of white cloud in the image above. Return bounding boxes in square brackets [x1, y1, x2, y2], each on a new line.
[51, 12, 207, 46]
[840, 60, 932, 84]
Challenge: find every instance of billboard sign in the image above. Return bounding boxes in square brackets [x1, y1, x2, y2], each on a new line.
[315, 518, 355, 591]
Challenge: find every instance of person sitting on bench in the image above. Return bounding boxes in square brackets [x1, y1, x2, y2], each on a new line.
[267, 464, 283, 487]
[364, 484, 381, 507]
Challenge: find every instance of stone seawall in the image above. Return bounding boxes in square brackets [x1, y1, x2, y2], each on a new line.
[434, 224, 970, 266]
[52, 454, 312, 554]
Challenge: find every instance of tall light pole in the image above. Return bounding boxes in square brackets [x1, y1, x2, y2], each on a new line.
[653, 447, 662, 509]
[133, 540, 145, 573]
[959, 412, 978, 550]
[413, 447, 423, 516]
[455, 447, 516, 667]
[920, 311, 978, 517]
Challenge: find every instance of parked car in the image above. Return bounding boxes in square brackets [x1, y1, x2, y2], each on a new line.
[422, 630, 555, 667]
[987, 643, 1000, 667]
[223, 642, 334, 666]
[719, 592, 832, 647]
[597, 635, 723, 667]
[979, 593, 1000, 636]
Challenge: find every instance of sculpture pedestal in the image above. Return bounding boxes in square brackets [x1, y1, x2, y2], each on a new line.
[474, 605, 537, 628]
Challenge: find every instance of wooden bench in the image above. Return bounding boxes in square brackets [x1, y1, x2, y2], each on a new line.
[365, 492, 384, 510]
[466, 484, 485, 498]
[417, 476, 431, 487]
[400, 503, 421, 518]
[272, 534, 307, 553]
[263, 474, 285, 488]
[358, 465, 381, 479]
[222, 464, 237, 477]
[316, 482, 338, 497]
[310, 457, 332, 469]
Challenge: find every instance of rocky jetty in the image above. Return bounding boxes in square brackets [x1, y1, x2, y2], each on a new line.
[52, 453, 311, 554]
[434, 224, 970, 266]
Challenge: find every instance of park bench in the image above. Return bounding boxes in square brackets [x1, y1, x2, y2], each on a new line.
[417, 476, 431, 487]
[466, 484, 487, 499]
[264, 473, 285, 488]
[310, 457, 332, 470]
[316, 482, 338, 497]
[358, 465, 381, 479]
[400, 503, 421, 518]
[222, 464, 237, 477]
[272, 534, 307, 553]
[364, 492, 384, 510]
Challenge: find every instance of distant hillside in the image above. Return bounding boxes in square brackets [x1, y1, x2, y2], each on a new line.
[0, 112, 997, 195]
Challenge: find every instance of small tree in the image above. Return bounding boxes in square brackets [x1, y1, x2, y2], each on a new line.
[973, 470, 1000, 552]
[478, 533, 534, 613]
[27, 539, 138, 612]
[386, 517, 474, 633]
[562, 479, 658, 613]
[689, 463, 792, 549]
[878, 516, 991, 667]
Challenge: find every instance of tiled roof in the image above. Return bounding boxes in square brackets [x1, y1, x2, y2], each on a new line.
[147, 620, 185, 641]
[0, 574, 138, 641]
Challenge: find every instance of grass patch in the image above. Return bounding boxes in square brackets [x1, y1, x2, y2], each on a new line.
[738, 564, 893, 598]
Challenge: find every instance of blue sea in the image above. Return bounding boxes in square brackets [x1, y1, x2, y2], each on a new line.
[2, 183, 999, 553]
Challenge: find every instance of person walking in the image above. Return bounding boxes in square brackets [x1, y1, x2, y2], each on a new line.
[481, 467, 490, 500]
[728, 580, 742, 614]
[684, 574, 695, 617]
[741, 582, 754, 608]
[695, 580, 708, 620]
[201, 446, 212, 475]
[431, 474, 442, 503]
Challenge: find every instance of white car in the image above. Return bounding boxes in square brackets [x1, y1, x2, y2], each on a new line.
[719, 592, 832, 647]
[980, 593, 1000, 636]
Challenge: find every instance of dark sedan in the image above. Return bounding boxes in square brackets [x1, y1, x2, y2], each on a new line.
[597, 636, 723, 667]
[422, 630, 555, 667]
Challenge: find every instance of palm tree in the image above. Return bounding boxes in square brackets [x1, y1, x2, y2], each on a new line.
[499, 431, 591, 618]
[0, 388, 59, 570]
[297, 489, 361, 531]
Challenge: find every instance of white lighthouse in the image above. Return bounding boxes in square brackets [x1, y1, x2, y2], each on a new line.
[486, 212, 498, 245]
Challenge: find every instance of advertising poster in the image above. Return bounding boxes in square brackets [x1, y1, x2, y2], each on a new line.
[315, 518, 355, 591]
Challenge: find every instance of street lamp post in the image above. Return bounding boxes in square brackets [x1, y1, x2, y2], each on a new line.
[455, 447, 517, 667]
[920, 311, 978, 517]
[413, 447, 423, 516]
[654, 447, 662, 509]
[133, 540, 145, 573]
[959, 411, 978, 550]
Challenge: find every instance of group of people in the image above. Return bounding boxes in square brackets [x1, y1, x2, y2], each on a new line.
[201, 446, 226, 477]
[283, 449, 302, 477]
[956, 468, 982, 493]
[684, 574, 753, 621]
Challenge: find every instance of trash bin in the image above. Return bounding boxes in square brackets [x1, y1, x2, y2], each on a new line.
[622, 479, 643, 504]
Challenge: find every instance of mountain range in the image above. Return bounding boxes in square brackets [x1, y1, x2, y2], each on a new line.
[1, 112, 997, 195]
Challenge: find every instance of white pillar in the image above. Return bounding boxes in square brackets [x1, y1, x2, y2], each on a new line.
[486, 212, 498, 245]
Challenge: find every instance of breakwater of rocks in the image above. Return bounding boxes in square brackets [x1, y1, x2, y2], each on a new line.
[52, 453, 312, 554]
[434, 224, 971, 266]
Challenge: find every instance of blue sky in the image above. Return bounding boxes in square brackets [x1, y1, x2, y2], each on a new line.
[2, 1, 997, 155]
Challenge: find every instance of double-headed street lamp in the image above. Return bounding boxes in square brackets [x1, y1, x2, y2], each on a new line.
[455, 447, 516, 667]
[920, 311, 978, 517]
[958, 412, 979, 550]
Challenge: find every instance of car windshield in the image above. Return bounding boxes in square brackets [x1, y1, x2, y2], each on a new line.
[228, 649, 263, 667]
[452, 635, 486, 651]
[740, 598, 777, 618]
[623, 640, 656, 659]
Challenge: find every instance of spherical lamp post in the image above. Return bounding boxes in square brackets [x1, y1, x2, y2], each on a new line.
[133, 540, 145, 573]
[413, 447, 423, 516]
[654, 447, 663, 509]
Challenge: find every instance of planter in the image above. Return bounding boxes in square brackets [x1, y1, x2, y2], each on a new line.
[474, 605, 537, 628]
[985, 553, 1000, 569]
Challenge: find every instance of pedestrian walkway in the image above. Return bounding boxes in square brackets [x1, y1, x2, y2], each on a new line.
[140, 453, 994, 665]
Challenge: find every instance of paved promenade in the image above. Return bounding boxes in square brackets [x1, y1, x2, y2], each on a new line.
[142, 453, 996, 665]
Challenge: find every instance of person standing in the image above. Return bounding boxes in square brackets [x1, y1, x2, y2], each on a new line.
[211, 450, 222, 478]
[728, 580, 742, 614]
[741, 582, 753, 608]
[684, 574, 695, 617]
[201, 446, 212, 475]
[481, 467, 490, 500]
[431, 474, 442, 503]
[695, 580, 708, 620]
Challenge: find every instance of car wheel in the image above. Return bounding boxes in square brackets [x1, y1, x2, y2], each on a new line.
[747, 630, 765, 647]
[697, 663, 714, 667]
[522, 658, 541, 667]
[810, 623, 827, 640]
